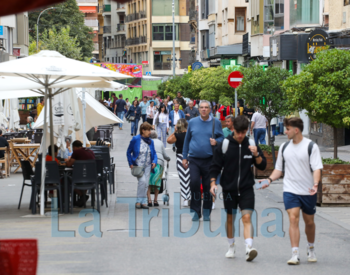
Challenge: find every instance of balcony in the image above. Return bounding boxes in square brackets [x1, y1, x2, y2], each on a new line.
[116, 2, 125, 12]
[103, 26, 112, 33]
[125, 11, 146, 22]
[154, 62, 171, 70]
[126, 36, 147, 46]
[84, 19, 99, 27]
[104, 4, 111, 12]
[117, 24, 125, 32]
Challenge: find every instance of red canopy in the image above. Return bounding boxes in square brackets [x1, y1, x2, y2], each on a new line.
[79, 6, 97, 13]
[0, 0, 129, 17]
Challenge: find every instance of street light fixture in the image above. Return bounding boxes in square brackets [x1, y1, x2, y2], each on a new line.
[37, 7, 55, 51]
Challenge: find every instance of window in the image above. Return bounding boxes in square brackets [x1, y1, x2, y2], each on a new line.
[153, 51, 172, 70]
[152, 24, 179, 40]
[275, 0, 284, 30]
[235, 8, 246, 32]
[152, 0, 179, 16]
[201, 0, 209, 19]
[290, 0, 319, 27]
[209, 24, 215, 48]
[264, 0, 274, 34]
[346, 0, 350, 6]
[264, 0, 284, 33]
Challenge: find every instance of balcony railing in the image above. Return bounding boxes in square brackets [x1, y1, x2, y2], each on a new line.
[126, 36, 146, 45]
[103, 26, 112, 33]
[125, 11, 146, 22]
[84, 19, 99, 27]
[154, 62, 171, 70]
[104, 4, 111, 12]
[117, 24, 125, 32]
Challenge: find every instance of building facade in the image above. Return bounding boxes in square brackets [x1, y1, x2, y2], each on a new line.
[102, 0, 126, 63]
[0, 13, 29, 62]
[77, 0, 99, 58]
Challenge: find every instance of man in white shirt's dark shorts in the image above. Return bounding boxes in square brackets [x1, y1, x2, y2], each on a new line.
[260, 117, 323, 265]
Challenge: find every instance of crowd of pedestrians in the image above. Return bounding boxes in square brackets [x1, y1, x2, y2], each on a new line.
[123, 93, 321, 265]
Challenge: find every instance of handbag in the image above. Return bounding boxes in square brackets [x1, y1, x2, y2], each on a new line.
[131, 146, 149, 178]
[128, 116, 136, 121]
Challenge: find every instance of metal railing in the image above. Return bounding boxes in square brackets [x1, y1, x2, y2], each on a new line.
[103, 26, 112, 33]
[125, 11, 146, 22]
[84, 19, 99, 27]
[125, 36, 146, 45]
[117, 24, 125, 32]
[103, 4, 111, 12]
[154, 62, 171, 70]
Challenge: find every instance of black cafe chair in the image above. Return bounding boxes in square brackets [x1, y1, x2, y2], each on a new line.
[18, 161, 34, 210]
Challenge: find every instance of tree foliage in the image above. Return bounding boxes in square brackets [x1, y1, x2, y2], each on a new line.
[283, 49, 350, 158]
[29, 0, 94, 60]
[29, 26, 82, 60]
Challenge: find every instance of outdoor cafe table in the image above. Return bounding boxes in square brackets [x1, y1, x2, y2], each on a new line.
[11, 143, 40, 173]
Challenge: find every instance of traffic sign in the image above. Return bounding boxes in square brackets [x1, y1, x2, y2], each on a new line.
[192, 62, 203, 70]
[228, 71, 243, 88]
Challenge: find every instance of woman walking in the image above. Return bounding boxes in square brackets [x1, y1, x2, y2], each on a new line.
[146, 100, 157, 125]
[127, 122, 157, 209]
[126, 99, 141, 136]
[152, 104, 169, 148]
[147, 130, 171, 207]
[167, 118, 190, 206]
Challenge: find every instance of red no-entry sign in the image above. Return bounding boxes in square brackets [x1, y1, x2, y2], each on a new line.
[228, 71, 243, 88]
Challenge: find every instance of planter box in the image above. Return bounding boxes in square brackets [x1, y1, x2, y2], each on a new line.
[318, 164, 350, 206]
[254, 151, 278, 178]
[18, 111, 30, 125]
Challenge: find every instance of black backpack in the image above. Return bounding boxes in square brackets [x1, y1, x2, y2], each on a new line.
[282, 140, 315, 173]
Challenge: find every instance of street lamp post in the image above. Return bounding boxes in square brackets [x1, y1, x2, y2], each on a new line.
[172, 0, 175, 77]
[37, 7, 55, 52]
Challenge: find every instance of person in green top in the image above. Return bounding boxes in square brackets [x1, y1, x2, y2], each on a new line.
[222, 115, 235, 138]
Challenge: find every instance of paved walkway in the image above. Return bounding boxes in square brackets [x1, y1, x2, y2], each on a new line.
[0, 121, 349, 274]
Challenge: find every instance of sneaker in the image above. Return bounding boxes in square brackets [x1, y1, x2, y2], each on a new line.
[246, 245, 258, 261]
[307, 246, 317, 262]
[183, 200, 188, 207]
[287, 251, 300, 265]
[212, 202, 215, 210]
[225, 244, 235, 258]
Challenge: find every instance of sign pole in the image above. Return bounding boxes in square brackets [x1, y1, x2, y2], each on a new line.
[235, 88, 238, 118]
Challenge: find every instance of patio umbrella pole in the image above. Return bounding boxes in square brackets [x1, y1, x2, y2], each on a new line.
[48, 88, 57, 211]
[82, 88, 86, 147]
[40, 77, 49, 216]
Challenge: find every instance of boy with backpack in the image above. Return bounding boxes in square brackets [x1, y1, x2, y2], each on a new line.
[210, 116, 267, 261]
[260, 117, 323, 265]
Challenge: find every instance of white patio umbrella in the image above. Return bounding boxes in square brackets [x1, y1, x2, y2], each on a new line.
[0, 99, 8, 129]
[0, 50, 131, 215]
[9, 98, 20, 131]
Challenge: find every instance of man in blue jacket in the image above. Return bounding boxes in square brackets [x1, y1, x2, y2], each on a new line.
[182, 100, 224, 221]
[169, 103, 185, 151]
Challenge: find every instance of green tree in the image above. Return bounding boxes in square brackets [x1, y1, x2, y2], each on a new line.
[238, 65, 290, 143]
[29, 0, 94, 60]
[29, 26, 82, 60]
[283, 49, 350, 158]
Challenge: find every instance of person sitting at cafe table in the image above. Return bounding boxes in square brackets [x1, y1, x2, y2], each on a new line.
[27, 116, 35, 130]
[46, 145, 60, 165]
[66, 140, 95, 207]
[58, 137, 73, 162]
[0, 130, 9, 171]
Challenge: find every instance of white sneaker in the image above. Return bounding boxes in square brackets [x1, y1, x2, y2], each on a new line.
[183, 200, 188, 207]
[287, 251, 300, 265]
[245, 245, 258, 261]
[307, 246, 317, 262]
[212, 202, 215, 210]
[225, 244, 235, 258]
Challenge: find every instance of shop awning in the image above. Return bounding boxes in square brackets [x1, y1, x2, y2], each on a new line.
[79, 6, 97, 13]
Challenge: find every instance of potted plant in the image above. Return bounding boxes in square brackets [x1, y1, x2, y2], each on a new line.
[318, 158, 350, 206]
[254, 144, 280, 178]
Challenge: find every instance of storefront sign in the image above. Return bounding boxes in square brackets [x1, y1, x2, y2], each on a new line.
[13, 47, 21, 57]
[307, 29, 329, 61]
[154, 51, 160, 55]
[161, 51, 171, 55]
[95, 63, 142, 78]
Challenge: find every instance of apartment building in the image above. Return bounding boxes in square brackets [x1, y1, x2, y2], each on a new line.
[102, 0, 126, 63]
[77, 0, 99, 58]
[0, 13, 29, 62]
[198, 0, 250, 67]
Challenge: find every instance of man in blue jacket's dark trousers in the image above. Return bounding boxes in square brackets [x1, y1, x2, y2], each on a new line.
[182, 100, 224, 221]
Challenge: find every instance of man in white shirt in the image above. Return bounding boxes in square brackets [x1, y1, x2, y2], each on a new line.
[169, 103, 185, 151]
[260, 117, 323, 265]
[250, 108, 268, 145]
